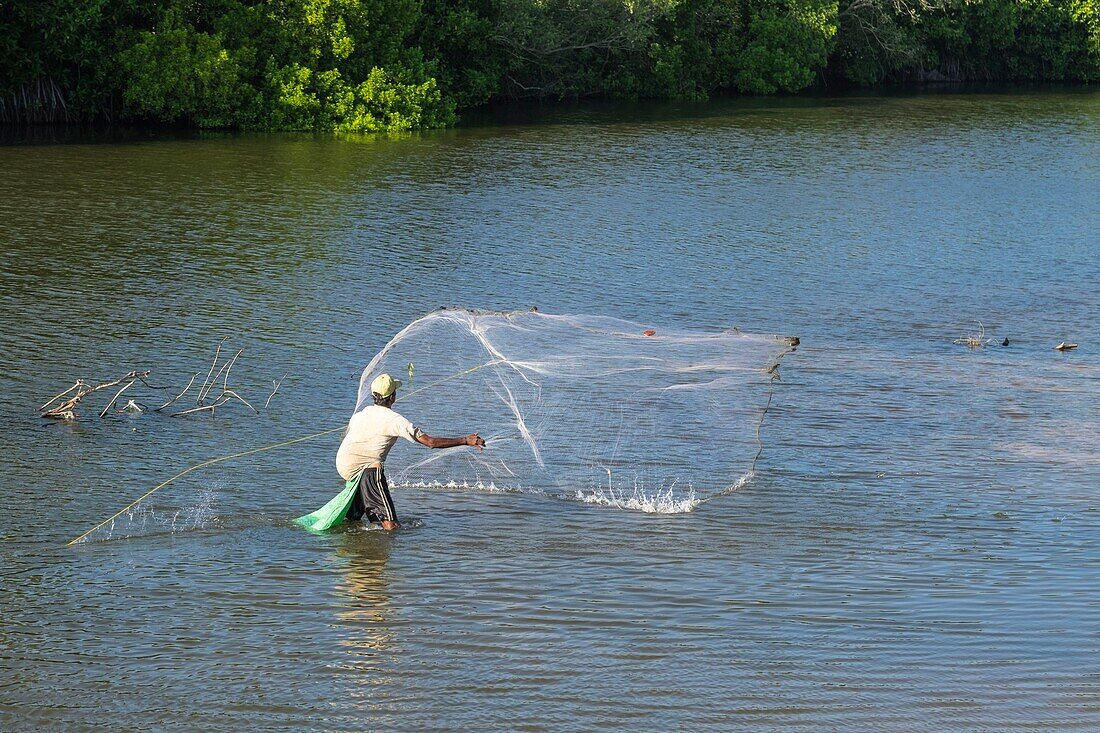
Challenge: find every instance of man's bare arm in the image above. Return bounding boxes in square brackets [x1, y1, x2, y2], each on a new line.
[416, 432, 485, 450]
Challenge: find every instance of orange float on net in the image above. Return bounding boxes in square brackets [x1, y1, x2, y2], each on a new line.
[643, 329, 656, 336]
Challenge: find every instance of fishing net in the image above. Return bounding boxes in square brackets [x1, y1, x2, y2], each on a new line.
[356, 308, 796, 513]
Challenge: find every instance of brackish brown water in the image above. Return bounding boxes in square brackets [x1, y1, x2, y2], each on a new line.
[1, 91, 1099, 731]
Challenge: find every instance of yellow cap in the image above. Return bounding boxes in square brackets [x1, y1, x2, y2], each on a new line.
[370, 373, 402, 398]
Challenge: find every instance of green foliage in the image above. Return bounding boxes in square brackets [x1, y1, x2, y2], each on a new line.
[120, 9, 254, 126]
[0, 0, 163, 119]
[487, 0, 666, 98]
[734, 0, 838, 93]
[917, 0, 1100, 81]
[112, 0, 453, 130]
[832, 1, 929, 85]
[643, 0, 745, 99]
[415, 0, 504, 108]
[2, 0, 1099, 128]
[262, 61, 452, 131]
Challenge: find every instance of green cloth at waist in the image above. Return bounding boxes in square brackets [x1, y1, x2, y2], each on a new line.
[293, 471, 361, 532]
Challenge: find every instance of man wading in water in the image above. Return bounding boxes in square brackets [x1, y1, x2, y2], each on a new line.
[335, 373, 485, 530]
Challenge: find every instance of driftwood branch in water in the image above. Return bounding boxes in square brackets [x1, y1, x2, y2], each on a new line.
[197, 337, 228, 404]
[41, 341, 277, 421]
[39, 381, 86, 412]
[137, 374, 173, 390]
[40, 370, 150, 419]
[953, 320, 992, 349]
[265, 373, 287, 409]
[199, 360, 230, 404]
[197, 348, 244, 405]
[155, 373, 198, 412]
[221, 349, 243, 393]
[170, 395, 230, 417]
[169, 342, 262, 417]
[43, 410, 77, 421]
[99, 380, 136, 418]
[223, 389, 258, 414]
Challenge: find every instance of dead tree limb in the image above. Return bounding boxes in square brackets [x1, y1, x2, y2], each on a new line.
[197, 337, 228, 404]
[155, 373, 198, 412]
[138, 375, 173, 391]
[39, 339, 265, 423]
[220, 349, 244, 394]
[223, 389, 258, 414]
[99, 380, 136, 418]
[198, 359, 232, 404]
[265, 373, 287, 409]
[41, 371, 149, 418]
[171, 396, 230, 417]
[43, 410, 76, 421]
[39, 382, 86, 412]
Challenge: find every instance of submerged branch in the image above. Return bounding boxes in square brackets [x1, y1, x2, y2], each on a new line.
[171, 396, 231, 417]
[198, 337, 228, 404]
[199, 359, 232, 404]
[223, 389, 258, 414]
[41, 371, 149, 418]
[99, 380, 137, 418]
[953, 320, 991, 349]
[265, 374, 287, 409]
[40, 342, 275, 422]
[220, 349, 245, 395]
[155, 373, 198, 412]
[39, 382, 85, 412]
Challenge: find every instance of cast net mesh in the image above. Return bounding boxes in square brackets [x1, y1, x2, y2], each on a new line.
[355, 308, 795, 513]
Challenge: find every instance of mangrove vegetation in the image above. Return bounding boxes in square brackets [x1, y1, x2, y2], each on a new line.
[2, 0, 1099, 131]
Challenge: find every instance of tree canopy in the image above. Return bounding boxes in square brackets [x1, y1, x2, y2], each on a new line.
[2, 0, 1098, 130]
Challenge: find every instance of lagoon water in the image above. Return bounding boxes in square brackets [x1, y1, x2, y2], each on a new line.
[1, 90, 1099, 731]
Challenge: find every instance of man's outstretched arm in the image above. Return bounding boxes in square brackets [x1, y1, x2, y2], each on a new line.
[416, 432, 485, 450]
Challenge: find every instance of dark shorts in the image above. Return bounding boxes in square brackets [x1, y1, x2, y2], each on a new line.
[346, 467, 397, 523]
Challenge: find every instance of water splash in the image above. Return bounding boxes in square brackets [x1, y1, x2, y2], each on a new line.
[75, 485, 221, 544]
[701, 472, 754, 502]
[574, 482, 700, 514]
[345, 517, 427, 532]
[395, 474, 723, 514]
[395, 479, 521, 494]
[574, 470, 755, 513]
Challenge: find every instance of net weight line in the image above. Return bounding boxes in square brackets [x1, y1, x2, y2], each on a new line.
[66, 360, 499, 547]
[695, 340, 795, 506]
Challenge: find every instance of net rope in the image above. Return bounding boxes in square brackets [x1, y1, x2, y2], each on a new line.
[358, 308, 795, 513]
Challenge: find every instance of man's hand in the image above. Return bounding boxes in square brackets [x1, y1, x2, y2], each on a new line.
[418, 432, 486, 450]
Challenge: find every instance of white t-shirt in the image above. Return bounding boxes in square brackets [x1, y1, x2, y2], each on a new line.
[336, 405, 424, 480]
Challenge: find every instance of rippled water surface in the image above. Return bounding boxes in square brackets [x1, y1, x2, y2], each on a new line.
[2, 91, 1099, 731]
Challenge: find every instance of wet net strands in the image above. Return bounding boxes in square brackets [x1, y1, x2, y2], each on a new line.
[357, 308, 796, 513]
